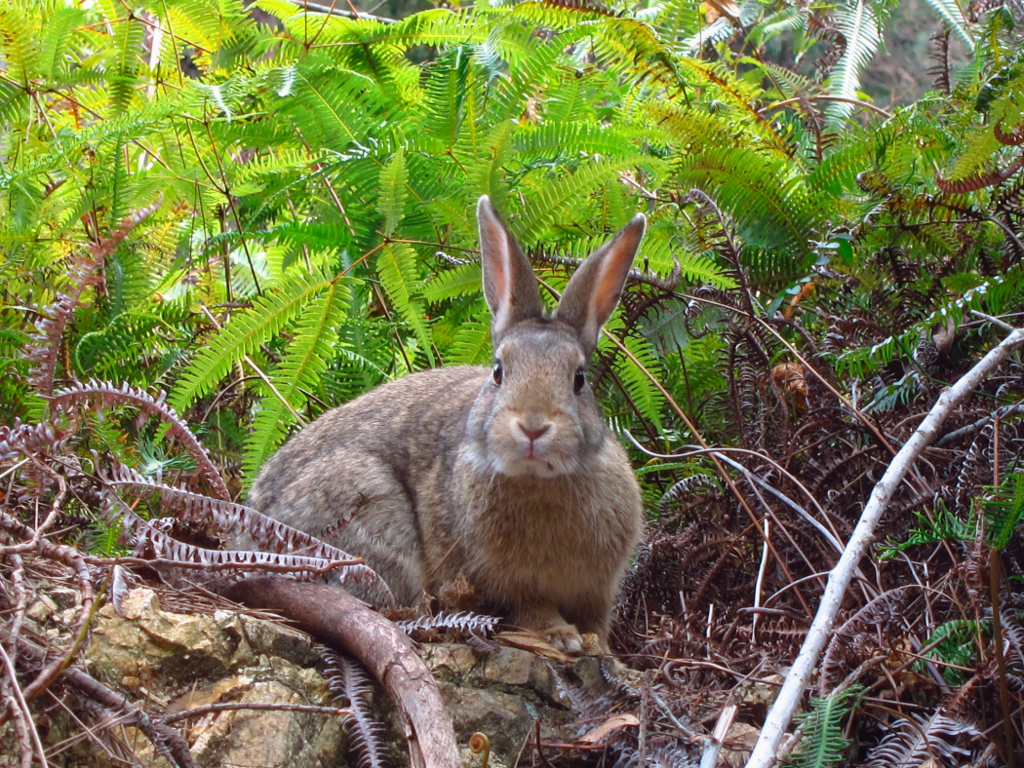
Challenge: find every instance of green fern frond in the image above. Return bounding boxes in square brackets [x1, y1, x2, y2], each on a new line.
[359, 8, 488, 49]
[745, 59, 816, 100]
[749, 6, 808, 48]
[941, 129, 1003, 182]
[108, 14, 145, 115]
[642, 231, 737, 289]
[0, 2, 41, 84]
[520, 156, 658, 240]
[920, 0, 974, 50]
[823, 0, 882, 122]
[376, 242, 435, 366]
[879, 501, 975, 559]
[513, 122, 641, 161]
[674, 147, 819, 279]
[378, 148, 409, 237]
[790, 686, 861, 768]
[981, 471, 1024, 551]
[446, 320, 491, 365]
[423, 263, 482, 303]
[38, 5, 90, 80]
[807, 138, 873, 196]
[278, 64, 379, 152]
[483, 34, 566, 124]
[170, 269, 336, 413]
[243, 278, 351, 482]
[611, 333, 665, 431]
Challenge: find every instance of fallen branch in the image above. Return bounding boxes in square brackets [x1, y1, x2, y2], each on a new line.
[744, 323, 1024, 768]
[218, 576, 461, 768]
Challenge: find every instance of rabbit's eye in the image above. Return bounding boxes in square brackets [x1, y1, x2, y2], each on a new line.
[574, 368, 586, 393]
[492, 361, 503, 386]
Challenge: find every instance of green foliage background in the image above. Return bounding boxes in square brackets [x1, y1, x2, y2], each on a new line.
[2, 1, 1024, 761]
[1, 0, 1022, 495]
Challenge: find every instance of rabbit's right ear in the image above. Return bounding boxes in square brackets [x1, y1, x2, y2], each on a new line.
[477, 196, 544, 343]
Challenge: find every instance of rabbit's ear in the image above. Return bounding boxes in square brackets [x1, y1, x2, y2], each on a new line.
[555, 214, 646, 355]
[477, 196, 544, 343]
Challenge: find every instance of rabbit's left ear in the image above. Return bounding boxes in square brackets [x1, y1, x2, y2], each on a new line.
[477, 196, 545, 344]
[554, 214, 646, 356]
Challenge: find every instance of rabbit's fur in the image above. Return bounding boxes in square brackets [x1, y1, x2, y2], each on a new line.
[246, 196, 645, 652]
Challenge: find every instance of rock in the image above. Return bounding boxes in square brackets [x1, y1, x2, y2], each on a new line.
[19, 587, 628, 768]
[721, 722, 760, 767]
[84, 587, 345, 768]
[26, 593, 58, 623]
[419, 644, 624, 766]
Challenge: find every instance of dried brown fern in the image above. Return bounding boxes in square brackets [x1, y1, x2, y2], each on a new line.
[24, 198, 162, 395]
[101, 464, 394, 604]
[50, 379, 230, 500]
[320, 648, 390, 768]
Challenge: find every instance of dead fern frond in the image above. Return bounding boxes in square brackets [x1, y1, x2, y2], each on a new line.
[808, 16, 846, 82]
[24, 198, 162, 396]
[320, 648, 390, 768]
[658, 475, 719, 515]
[927, 30, 952, 95]
[865, 712, 986, 767]
[50, 379, 229, 500]
[935, 152, 1024, 193]
[0, 420, 71, 461]
[821, 586, 915, 694]
[396, 610, 501, 638]
[101, 464, 393, 603]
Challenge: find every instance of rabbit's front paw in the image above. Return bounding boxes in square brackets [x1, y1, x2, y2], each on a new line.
[543, 622, 585, 655]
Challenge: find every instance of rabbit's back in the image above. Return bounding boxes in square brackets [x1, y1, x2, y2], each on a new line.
[246, 366, 486, 603]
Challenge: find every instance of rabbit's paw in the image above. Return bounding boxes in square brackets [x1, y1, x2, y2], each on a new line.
[543, 622, 585, 655]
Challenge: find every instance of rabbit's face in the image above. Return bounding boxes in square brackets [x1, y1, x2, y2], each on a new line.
[463, 324, 606, 479]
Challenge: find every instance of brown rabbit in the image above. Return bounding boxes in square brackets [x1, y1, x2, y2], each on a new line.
[246, 196, 645, 652]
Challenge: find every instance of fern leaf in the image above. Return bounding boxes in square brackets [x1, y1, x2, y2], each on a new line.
[920, 0, 974, 50]
[378, 148, 408, 237]
[823, 0, 882, 122]
[39, 5, 89, 80]
[243, 278, 351, 482]
[422, 263, 482, 303]
[521, 157, 658, 240]
[376, 243, 434, 366]
[0, 3, 40, 84]
[792, 687, 859, 768]
[446, 320, 491, 365]
[612, 333, 665, 431]
[109, 14, 145, 115]
[170, 269, 335, 413]
[674, 147, 819, 284]
[981, 471, 1024, 551]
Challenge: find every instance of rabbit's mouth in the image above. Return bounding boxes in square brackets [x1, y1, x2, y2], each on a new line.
[506, 453, 561, 478]
[460, 439, 570, 479]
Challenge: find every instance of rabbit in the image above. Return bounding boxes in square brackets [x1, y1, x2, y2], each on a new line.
[245, 195, 645, 653]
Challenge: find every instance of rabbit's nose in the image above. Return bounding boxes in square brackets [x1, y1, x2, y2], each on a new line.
[518, 422, 550, 442]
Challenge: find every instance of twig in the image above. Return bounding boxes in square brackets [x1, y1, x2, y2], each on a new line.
[0, 643, 48, 768]
[767, 95, 893, 118]
[935, 403, 1024, 447]
[81, 554, 363, 574]
[163, 701, 351, 723]
[744, 323, 1024, 768]
[699, 703, 737, 768]
[296, 0, 397, 23]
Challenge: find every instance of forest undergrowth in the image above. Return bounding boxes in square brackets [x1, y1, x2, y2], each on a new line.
[2, 0, 1024, 764]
